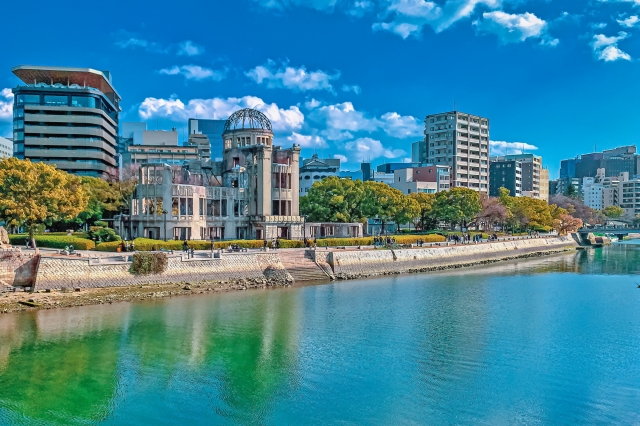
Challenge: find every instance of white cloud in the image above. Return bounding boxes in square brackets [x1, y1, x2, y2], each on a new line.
[344, 137, 406, 162]
[253, 0, 372, 15]
[617, 15, 640, 27]
[304, 98, 323, 109]
[334, 154, 349, 163]
[598, 0, 640, 5]
[312, 102, 381, 136]
[138, 95, 304, 132]
[246, 60, 339, 92]
[287, 132, 327, 147]
[177, 40, 205, 56]
[489, 141, 538, 156]
[341, 84, 362, 94]
[311, 102, 422, 140]
[373, 0, 502, 39]
[474, 11, 557, 45]
[0, 88, 13, 121]
[591, 32, 631, 61]
[159, 65, 227, 81]
[590, 22, 608, 29]
[115, 37, 168, 53]
[379, 112, 422, 138]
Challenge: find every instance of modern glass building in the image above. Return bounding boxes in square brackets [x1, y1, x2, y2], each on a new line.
[188, 118, 225, 161]
[12, 65, 121, 178]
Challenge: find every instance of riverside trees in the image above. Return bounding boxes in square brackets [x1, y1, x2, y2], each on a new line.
[301, 177, 582, 233]
[0, 158, 88, 247]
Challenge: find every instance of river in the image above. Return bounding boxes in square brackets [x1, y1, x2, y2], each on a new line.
[1, 243, 640, 425]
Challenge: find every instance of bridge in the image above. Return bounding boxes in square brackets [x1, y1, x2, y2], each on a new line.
[577, 227, 640, 243]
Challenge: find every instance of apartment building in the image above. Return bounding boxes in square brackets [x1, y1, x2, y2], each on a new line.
[489, 159, 522, 197]
[392, 165, 451, 195]
[0, 137, 12, 158]
[423, 111, 489, 192]
[11, 65, 120, 178]
[491, 154, 543, 199]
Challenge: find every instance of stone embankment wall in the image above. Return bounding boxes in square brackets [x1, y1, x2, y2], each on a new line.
[329, 236, 577, 278]
[33, 253, 291, 291]
[0, 250, 39, 289]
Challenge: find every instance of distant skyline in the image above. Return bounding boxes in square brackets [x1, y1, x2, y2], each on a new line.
[2, 0, 640, 178]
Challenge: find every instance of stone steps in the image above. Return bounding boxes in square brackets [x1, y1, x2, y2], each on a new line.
[279, 251, 331, 282]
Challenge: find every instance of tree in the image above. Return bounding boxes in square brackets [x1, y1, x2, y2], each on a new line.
[0, 158, 88, 247]
[476, 193, 508, 231]
[510, 197, 557, 231]
[409, 192, 436, 230]
[554, 214, 583, 235]
[300, 177, 367, 223]
[550, 195, 600, 225]
[602, 205, 624, 219]
[361, 181, 407, 233]
[431, 187, 482, 229]
[106, 163, 139, 213]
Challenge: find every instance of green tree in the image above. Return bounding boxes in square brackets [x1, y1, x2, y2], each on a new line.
[409, 192, 436, 230]
[300, 177, 367, 223]
[361, 181, 408, 233]
[431, 187, 482, 229]
[0, 158, 88, 247]
[602, 205, 624, 219]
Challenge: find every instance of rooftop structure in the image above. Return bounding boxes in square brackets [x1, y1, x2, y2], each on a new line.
[11, 65, 121, 178]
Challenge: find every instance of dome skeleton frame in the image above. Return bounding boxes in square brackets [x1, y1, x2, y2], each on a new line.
[223, 108, 272, 132]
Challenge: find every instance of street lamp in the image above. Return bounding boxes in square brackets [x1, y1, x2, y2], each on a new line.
[162, 209, 168, 241]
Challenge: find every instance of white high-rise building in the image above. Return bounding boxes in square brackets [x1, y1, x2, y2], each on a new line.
[0, 137, 13, 158]
[423, 111, 489, 192]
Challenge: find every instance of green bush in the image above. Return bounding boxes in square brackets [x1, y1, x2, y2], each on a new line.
[313, 234, 446, 247]
[95, 241, 124, 252]
[214, 239, 264, 250]
[131, 252, 168, 275]
[8, 235, 96, 250]
[88, 226, 121, 242]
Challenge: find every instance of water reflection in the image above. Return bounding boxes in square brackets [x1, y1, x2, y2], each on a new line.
[0, 291, 301, 425]
[0, 244, 639, 425]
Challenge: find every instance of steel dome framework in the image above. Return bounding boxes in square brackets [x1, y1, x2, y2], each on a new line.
[223, 108, 272, 133]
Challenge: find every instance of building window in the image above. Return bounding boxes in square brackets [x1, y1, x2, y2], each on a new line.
[71, 96, 97, 108]
[44, 95, 68, 106]
[16, 94, 40, 105]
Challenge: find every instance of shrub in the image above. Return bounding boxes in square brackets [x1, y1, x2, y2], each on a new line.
[214, 239, 264, 249]
[8, 235, 96, 250]
[314, 234, 446, 247]
[95, 241, 124, 252]
[131, 252, 168, 275]
[88, 226, 121, 243]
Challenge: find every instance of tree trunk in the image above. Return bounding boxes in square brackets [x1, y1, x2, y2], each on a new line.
[28, 224, 36, 249]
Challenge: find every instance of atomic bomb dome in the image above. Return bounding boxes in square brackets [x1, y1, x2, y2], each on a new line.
[223, 108, 272, 133]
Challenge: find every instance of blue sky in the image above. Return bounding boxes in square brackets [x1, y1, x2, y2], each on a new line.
[1, 0, 640, 177]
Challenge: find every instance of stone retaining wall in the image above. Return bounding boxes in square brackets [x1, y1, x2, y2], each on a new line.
[33, 253, 290, 291]
[329, 236, 577, 278]
[0, 250, 39, 288]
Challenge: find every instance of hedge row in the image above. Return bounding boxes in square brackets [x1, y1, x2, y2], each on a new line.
[93, 234, 447, 252]
[9, 235, 96, 250]
[314, 234, 446, 247]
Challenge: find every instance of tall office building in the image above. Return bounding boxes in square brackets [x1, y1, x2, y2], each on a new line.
[11, 65, 121, 178]
[423, 111, 489, 192]
[560, 146, 639, 180]
[188, 118, 225, 161]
